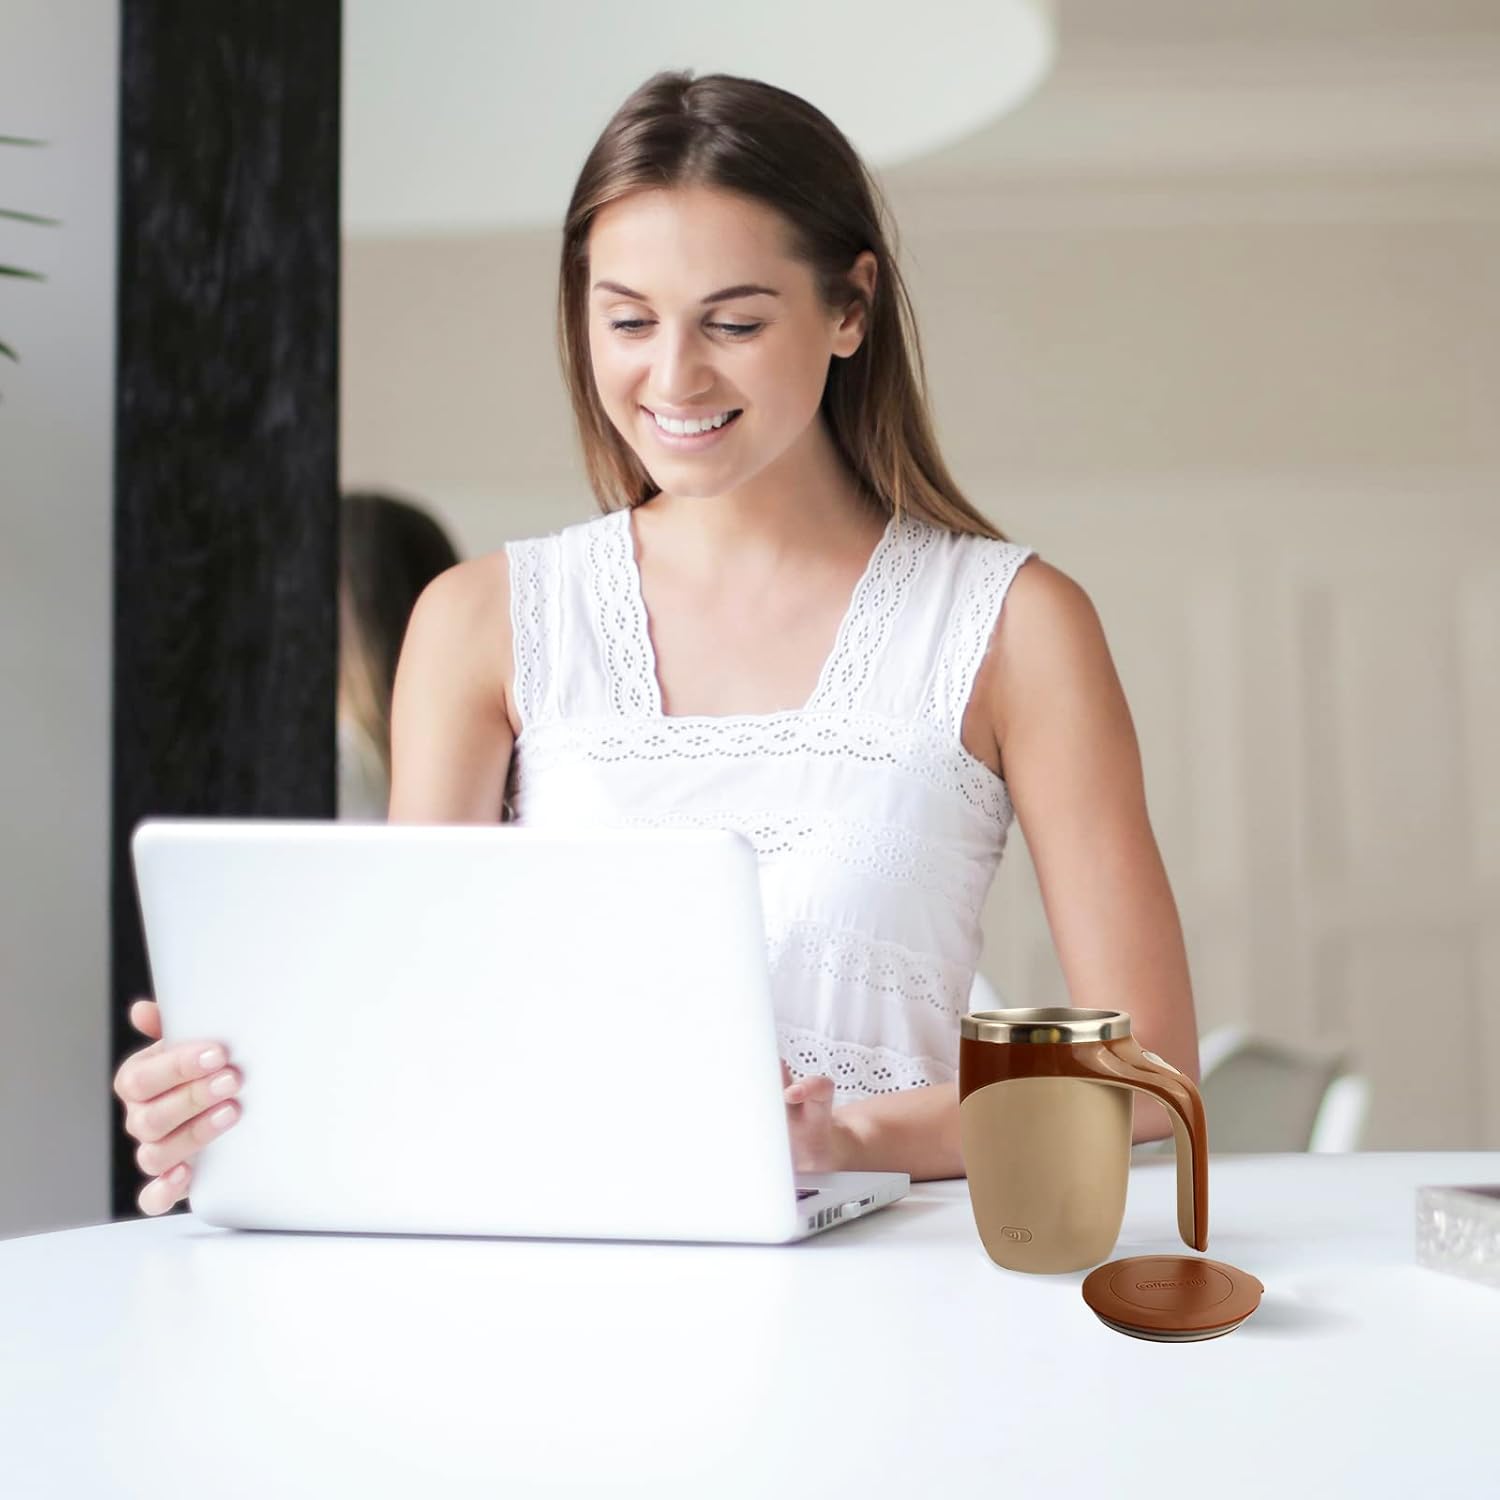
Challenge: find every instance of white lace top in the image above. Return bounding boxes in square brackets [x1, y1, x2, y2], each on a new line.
[504, 506, 1036, 1103]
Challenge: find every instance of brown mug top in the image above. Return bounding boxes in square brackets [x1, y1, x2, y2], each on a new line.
[1082, 1255, 1264, 1336]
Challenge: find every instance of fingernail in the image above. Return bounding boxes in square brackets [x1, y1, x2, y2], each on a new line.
[167, 1163, 188, 1185]
[198, 1047, 225, 1071]
[209, 1071, 239, 1097]
[209, 1103, 236, 1130]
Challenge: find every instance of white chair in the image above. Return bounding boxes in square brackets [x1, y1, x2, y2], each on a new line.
[1191, 1024, 1370, 1153]
[966, 977, 1371, 1154]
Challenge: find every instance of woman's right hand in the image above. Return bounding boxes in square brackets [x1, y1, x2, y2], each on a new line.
[112, 998, 241, 1216]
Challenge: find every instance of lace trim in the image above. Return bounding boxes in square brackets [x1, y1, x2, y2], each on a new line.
[588, 509, 940, 724]
[513, 711, 1014, 826]
[767, 919, 975, 1025]
[769, 921, 971, 1102]
[612, 807, 993, 917]
[587, 510, 660, 718]
[777, 1021, 955, 1100]
[506, 536, 554, 729]
[921, 539, 1036, 736]
[803, 516, 934, 715]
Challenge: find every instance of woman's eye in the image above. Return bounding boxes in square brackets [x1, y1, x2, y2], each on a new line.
[605, 319, 761, 338]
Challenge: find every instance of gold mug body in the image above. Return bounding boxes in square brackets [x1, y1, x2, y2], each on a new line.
[958, 1008, 1209, 1274]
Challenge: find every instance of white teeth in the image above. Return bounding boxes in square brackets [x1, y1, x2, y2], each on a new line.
[652, 409, 736, 436]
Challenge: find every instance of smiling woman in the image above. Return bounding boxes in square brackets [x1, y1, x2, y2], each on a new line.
[557, 76, 1004, 541]
[393, 71, 1198, 1175]
[583, 185, 873, 502]
[115, 66, 1200, 1213]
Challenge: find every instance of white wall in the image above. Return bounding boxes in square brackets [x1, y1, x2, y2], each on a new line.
[339, 175, 1500, 548]
[0, 0, 118, 1238]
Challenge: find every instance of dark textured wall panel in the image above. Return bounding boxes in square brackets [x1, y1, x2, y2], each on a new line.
[111, 1, 341, 1217]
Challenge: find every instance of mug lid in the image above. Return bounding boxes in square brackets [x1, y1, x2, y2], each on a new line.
[1081, 1255, 1264, 1342]
[961, 1008, 1131, 1044]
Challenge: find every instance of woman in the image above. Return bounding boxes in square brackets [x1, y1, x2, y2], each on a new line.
[115, 71, 1201, 1215]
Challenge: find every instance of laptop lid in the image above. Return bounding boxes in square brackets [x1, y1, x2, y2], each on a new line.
[131, 820, 810, 1242]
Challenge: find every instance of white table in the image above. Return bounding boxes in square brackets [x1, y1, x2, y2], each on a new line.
[3, 1152, 1496, 1498]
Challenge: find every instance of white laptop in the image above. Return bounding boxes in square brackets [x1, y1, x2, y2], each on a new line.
[130, 819, 909, 1243]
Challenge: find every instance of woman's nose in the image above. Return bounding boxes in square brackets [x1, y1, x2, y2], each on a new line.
[651, 326, 714, 405]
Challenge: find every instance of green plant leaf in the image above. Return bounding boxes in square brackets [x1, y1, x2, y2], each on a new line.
[2, 136, 48, 390]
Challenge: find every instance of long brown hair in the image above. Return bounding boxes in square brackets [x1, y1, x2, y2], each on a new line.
[340, 490, 461, 780]
[557, 70, 1006, 541]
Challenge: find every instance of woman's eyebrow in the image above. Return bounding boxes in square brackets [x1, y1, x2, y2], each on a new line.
[591, 280, 781, 304]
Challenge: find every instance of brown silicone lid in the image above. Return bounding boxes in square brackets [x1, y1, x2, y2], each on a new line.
[1082, 1255, 1264, 1342]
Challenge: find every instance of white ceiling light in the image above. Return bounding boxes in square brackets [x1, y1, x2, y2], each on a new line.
[343, 0, 1056, 237]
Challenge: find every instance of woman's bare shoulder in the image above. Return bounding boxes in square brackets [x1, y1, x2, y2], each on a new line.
[413, 549, 511, 641]
[995, 554, 1094, 638]
[404, 549, 517, 730]
[425, 547, 510, 606]
[979, 554, 1122, 752]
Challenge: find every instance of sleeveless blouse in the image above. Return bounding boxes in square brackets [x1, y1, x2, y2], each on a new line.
[504, 506, 1036, 1104]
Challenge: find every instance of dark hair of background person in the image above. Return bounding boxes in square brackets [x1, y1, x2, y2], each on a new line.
[339, 489, 462, 780]
[556, 69, 1008, 541]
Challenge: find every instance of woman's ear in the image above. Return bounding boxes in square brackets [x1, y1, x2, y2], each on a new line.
[832, 250, 879, 358]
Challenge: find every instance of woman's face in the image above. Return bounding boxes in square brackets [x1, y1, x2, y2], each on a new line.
[586, 185, 873, 501]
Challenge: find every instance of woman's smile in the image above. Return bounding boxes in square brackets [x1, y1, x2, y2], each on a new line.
[641, 404, 744, 451]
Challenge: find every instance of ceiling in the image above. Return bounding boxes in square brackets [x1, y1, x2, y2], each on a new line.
[343, 0, 1500, 238]
[898, 0, 1500, 184]
[1027, 0, 1500, 46]
[342, 0, 1056, 236]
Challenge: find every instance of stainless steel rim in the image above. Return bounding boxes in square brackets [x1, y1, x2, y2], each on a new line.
[960, 1008, 1132, 1044]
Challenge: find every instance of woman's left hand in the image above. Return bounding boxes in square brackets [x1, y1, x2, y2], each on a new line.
[781, 1061, 849, 1173]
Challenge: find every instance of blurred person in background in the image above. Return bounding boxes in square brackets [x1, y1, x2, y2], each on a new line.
[338, 490, 461, 819]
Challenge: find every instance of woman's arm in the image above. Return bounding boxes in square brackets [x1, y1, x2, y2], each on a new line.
[824, 558, 1202, 1178]
[387, 552, 518, 824]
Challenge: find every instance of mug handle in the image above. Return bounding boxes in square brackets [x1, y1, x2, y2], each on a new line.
[1080, 1036, 1209, 1251]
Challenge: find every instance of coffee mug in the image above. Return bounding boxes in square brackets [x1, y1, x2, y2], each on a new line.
[959, 1007, 1209, 1274]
